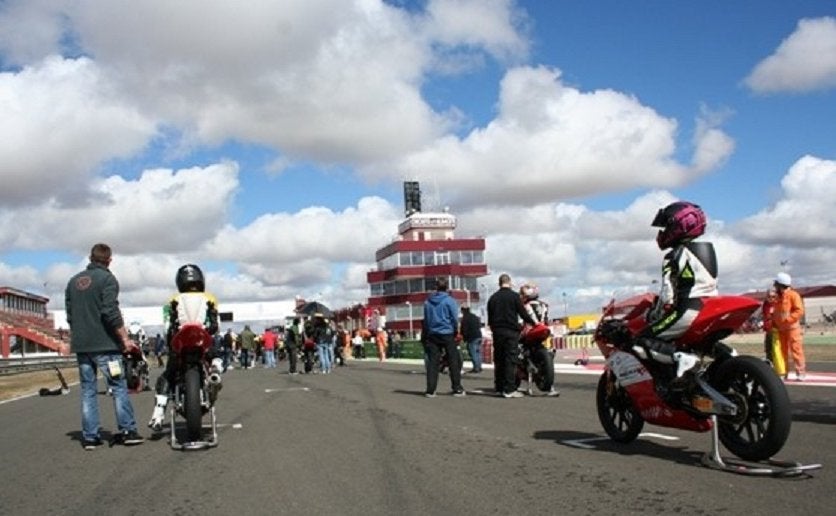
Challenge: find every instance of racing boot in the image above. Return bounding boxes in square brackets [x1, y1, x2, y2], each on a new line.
[673, 351, 699, 378]
[211, 358, 224, 375]
[147, 394, 168, 431]
[638, 337, 699, 379]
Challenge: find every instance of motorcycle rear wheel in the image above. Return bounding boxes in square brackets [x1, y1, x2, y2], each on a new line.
[596, 371, 644, 443]
[713, 356, 791, 461]
[184, 366, 203, 442]
[533, 348, 555, 392]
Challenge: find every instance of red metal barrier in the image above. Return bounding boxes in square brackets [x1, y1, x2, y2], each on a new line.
[481, 337, 493, 364]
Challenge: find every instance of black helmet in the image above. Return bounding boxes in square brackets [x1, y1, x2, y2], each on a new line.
[176, 264, 205, 293]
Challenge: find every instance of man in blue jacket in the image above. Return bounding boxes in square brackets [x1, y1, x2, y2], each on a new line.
[422, 277, 465, 397]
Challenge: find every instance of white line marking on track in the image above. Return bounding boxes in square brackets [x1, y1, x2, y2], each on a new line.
[264, 387, 310, 393]
[563, 437, 611, 449]
[562, 432, 679, 449]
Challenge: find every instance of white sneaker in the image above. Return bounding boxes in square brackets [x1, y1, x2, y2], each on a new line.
[545, 388, 560, 397]
[502, 390, 525, 399]
[673, 352, 698, 378]
[147, 394, 168, 431]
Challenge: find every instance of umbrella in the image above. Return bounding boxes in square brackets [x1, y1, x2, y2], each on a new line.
[297, 301, 334, 318]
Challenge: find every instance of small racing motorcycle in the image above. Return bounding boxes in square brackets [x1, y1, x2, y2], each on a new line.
[594, 294, 817, 474]
[515, 323, 557, 395]
[123, 344, 150, 393]
[167, 323, 222, 450]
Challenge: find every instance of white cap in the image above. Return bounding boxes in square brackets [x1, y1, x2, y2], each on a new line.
[774, 272, 792, 287]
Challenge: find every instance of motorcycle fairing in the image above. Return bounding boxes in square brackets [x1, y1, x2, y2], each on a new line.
[607, 350, 712, 432]
[171, 323, 213, 355]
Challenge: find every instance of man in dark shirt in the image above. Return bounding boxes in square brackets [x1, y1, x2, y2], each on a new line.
[487, 273, 535, 398]
[65, 243, 145, 449]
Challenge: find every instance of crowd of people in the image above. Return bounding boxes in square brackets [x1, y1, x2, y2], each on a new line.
[63, 201, 810, 450]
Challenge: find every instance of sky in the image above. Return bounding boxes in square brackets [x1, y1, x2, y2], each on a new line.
[1, 0, 835, 321]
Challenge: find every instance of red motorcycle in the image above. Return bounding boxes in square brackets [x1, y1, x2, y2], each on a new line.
[167, 323, 222, 450]
[515, 323, 557, 395]
[594, 293, 794, 469]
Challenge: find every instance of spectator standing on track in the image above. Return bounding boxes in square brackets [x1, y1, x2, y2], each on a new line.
[221, 328, 234, 372]
[761, 289, 778, 367]
[285, 318, 301, 375]
[487, 273, 535, 398]
[65, 243, 145, 449]
[772, 272, 806, 381]
[154, 333, 166, 368]
[460, 306, 483, 373]
[262, 327, 278, 368]
[375, 327, 387, 362]
[239, 325, 256, 370]
[422, 277, 466, 398]
[390, 330, 402, 359]
[352, 330, 365, 359]
[313, 316, 334, 374]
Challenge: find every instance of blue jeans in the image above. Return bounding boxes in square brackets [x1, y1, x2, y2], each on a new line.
[77, 352, 138, 441]
[316, 342, 332, 372]
[265, 349, 277, 368]
[466, 338, 483, 371]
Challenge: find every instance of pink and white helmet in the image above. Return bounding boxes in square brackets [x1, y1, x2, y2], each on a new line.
[652, 201, 707, 249]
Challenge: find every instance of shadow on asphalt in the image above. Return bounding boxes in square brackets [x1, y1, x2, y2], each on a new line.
[791, 399, 836, 425]
[533, 429, 705, 467]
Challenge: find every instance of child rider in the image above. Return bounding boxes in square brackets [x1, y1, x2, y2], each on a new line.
[148, 264, 222, 431]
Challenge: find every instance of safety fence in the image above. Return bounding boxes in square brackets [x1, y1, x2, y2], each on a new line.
[359, 333, 596, 364]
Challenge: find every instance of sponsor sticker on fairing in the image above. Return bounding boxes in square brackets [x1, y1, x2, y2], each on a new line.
[607, 351, 652, 386]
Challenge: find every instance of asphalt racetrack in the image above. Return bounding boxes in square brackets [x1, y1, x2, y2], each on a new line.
[1, 359, 833, 515]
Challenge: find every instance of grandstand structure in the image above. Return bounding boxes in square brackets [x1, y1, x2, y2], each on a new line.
[0, 287, 68, 358]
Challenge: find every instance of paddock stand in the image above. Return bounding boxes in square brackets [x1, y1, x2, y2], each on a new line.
[168, 405, 219, 451]
[701, 416, 822, 477]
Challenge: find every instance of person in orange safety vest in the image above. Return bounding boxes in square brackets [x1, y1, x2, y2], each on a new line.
[771, 272, 805, 381]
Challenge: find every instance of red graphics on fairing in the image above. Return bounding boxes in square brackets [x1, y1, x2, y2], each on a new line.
[594, 294, 792, 462]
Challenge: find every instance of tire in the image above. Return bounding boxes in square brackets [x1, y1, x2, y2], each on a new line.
[596, 371, 644, 443]
[124, 359, 139, 391]
[533, 348, 555, 392]
[184, 366, 203, 442]
[713, 355, 791, 461]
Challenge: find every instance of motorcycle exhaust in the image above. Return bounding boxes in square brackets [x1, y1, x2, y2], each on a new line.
[208, 372, 222, 386]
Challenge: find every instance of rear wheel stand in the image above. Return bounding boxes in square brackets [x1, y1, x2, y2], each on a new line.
[701, 416, 822, 477]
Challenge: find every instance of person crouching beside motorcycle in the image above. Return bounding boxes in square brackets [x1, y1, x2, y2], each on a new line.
[519, 283, 559, 396]
[634, 201, 718, 382]
[148, 264, 223, 431]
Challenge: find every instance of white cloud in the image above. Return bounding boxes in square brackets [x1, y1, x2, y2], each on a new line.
[378, 66, 733, 208]
[0, 163, 239, 254]
[0, 56, 157, 206]
[732, 155, 836, 248]
[745, 17, 836, 93]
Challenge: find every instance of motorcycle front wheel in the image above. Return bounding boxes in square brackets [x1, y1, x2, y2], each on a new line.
[713, 355, 791, 461]
[184, 366, 203, 442]
[596, 371, 644, 443]
[124, 359, 139, 391]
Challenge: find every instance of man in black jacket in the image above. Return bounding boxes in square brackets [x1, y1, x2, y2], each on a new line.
[487, 274, 535, 398]
[460, 306, 483, 373]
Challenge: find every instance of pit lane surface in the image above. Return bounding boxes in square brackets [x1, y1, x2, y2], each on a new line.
[0, 360, 832, 515]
